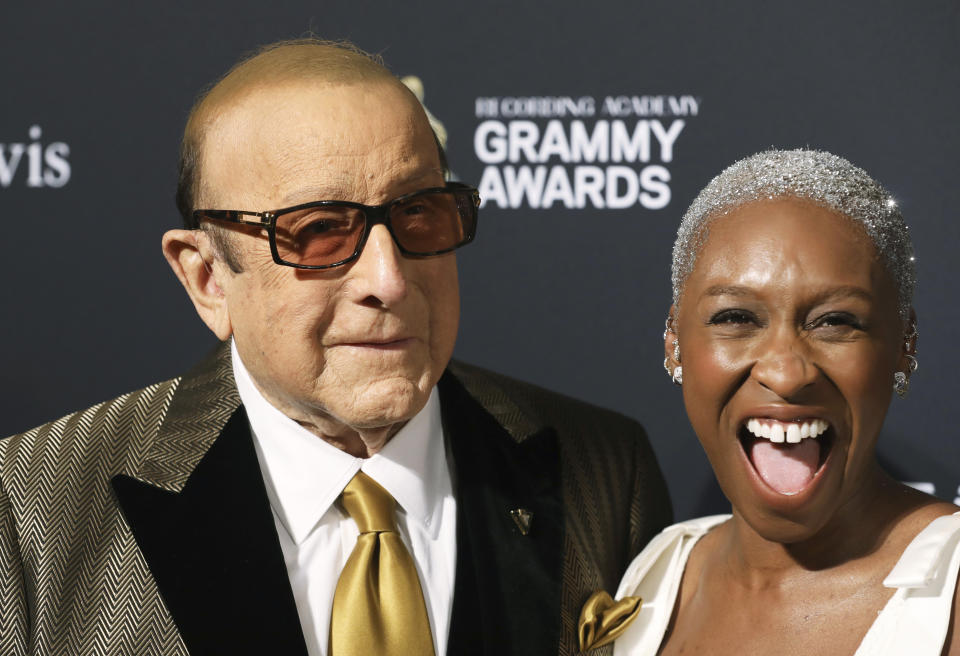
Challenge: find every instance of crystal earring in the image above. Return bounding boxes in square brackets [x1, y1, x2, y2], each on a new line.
[893, 371, 909, 398]
[904, 321, 918, 351]
[672, 366, 683, 385]
[663, 358, 682, 385]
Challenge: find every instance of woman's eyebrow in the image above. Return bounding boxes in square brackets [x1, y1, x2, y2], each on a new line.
[810, 285, 874, 303]
[703, 285, 754, 298]
[702, 284, 874, 301]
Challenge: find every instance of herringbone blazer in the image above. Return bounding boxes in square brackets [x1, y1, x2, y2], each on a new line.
[0, 342, 671, 655]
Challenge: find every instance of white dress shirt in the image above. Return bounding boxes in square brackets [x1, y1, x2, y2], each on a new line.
[231, 341, 457, 656]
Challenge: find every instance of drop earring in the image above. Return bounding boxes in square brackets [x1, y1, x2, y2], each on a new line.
[893, 371, 909, 398]
[670, 340, 682, 385]
[894, 321, 919, 399]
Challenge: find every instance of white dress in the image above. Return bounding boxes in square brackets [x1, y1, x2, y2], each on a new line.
[613, 512, 960, 656]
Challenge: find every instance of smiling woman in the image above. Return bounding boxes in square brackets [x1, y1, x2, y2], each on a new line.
[600, 150, 960, 656]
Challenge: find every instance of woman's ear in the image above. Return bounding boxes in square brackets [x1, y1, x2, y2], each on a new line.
[161, 229, 233, 340]
[664, 305, 680, 367]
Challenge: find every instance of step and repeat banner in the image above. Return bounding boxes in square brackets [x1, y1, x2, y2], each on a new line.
[2, 0, 958, 519]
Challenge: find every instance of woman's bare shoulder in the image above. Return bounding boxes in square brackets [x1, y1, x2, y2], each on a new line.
[885, 488, 957, 544]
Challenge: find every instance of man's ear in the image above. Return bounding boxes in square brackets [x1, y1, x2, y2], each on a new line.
[162, 229, 233, 340]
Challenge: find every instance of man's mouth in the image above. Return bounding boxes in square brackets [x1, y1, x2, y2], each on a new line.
[337, 337, 415, 349]
[739, 418, 834, 496]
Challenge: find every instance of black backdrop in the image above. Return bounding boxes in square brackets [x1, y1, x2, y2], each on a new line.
[2, 0, 958, 520]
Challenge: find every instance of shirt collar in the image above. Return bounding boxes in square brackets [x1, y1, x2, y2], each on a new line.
[231, 340, 448, 545]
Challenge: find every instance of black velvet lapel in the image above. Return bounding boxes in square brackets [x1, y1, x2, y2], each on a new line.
[440, 371, 564, 656]
[111, 408, 308, 656]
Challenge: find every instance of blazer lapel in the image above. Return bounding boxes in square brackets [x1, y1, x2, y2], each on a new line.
[441, 364, 564, 656]
[111, 343, 308, 655]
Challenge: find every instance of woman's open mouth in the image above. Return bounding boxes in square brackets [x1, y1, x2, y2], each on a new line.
[738, 418, 835, 496]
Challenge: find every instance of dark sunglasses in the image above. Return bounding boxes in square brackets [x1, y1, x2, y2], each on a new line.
[193, 182, 480, 269]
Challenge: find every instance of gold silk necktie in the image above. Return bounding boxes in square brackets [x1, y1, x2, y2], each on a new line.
[330, 471, 435, 656]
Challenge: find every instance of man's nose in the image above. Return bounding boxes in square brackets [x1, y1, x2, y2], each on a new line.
[349, 224, 408, 306]
[750, 329, 819, 400]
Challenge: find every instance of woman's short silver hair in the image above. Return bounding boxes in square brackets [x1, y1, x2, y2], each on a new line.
[671, 149, 916, 323]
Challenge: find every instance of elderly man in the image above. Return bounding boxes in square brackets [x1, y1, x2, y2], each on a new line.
[0, 40, 670, 655]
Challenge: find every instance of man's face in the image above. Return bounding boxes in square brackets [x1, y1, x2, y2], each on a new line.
[198, 80, 460, 438]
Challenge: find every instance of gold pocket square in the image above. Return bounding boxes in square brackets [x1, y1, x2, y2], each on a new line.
[577, 590, 643, 652]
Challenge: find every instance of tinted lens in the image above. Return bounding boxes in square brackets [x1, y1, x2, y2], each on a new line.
[274, 205, 365, 266]
[390, 189, 475, 254]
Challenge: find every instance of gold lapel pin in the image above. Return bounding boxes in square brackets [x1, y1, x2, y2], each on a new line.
[510, 508, 533, 536]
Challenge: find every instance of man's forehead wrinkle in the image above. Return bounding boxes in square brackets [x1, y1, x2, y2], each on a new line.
[271, 137, 437, 207]
[279, 171, 357, 204]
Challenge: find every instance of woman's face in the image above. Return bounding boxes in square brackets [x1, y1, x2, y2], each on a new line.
[670, 198, 911, 542]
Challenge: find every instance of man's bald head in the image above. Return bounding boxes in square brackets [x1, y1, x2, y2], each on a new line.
[175, 39, 410, 231]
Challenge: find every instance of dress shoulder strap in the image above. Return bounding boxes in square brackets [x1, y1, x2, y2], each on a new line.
[612, 515, 730, 656]
[855, 512, 960, 656]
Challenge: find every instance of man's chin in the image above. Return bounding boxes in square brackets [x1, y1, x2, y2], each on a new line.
[326, 374, 433, 431]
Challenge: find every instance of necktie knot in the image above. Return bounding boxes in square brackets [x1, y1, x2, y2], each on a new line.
[340, 471, 398, 534]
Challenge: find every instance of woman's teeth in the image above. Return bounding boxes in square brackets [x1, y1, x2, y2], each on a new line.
[745, 418, 829, 444]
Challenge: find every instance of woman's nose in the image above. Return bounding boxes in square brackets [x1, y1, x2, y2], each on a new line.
[750, 330, 819, 399]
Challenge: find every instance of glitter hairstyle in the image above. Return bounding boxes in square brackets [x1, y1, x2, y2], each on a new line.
[671, 149, 916, 323]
